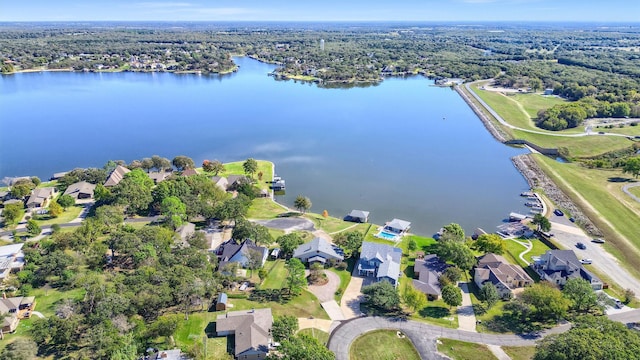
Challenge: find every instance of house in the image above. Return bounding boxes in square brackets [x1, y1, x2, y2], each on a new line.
[544, 88, 554, 95]
[211, 176, 229, 191]
[345, 210, 370, 223]
[358, 242, 402, 287]
[26, 187, 57, 208]
[0, 243, 25, 282]
[216, 308, 273, 360]
[50, 171, 69, 181]
[216, 293, 228, 311]
[474, 253, 534, 298]
[227, 175, 249, 190]
[534, 250, 603, 290]
[2, 199, 23, 207]
[0, 296, 36, 333]
[63, 181, 96, 200]
[148, 171, 172, 184]
[412, 254, 449, 300]
[384, 218, 411, 234]
[0, 191, 9, 201]
[149, 349, 188, 360]
[217, 239, 268, 269]
[292, 237, 344, 265]
[104, 165, 131, 187]
[181, 169, 198, 177]
[175, 222, 196, 243]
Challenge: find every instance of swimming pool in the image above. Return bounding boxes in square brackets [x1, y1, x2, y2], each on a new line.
[377, 231, 399, 241]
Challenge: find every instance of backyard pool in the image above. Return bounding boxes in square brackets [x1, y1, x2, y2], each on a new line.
[376, 231, 399, 241]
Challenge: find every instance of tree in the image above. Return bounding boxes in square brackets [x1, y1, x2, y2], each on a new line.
[624, 288, 636, 304]
[113, 177, 152, 215]
[202, 159, 225, 175]
[441, 284, 462, 308]
[333, 231, 363, 258]
[623, 157, 640, 178]
[2, 203, 23, 224]
[93, 183, 113, 203]
[246, 248, 265, 270]
[0, 338, 38, 360]
[161, 196, 187, 229]
[562, 278, 599, 313]
[94, 205, 124, 230]
[293, 195, 312, 214]
[242, 158, 258, 177]
[172, 155, 195, 171]
[285, 258, 307, 295]
[407, 238, 417, 251]
[433, 240, 476, 270]
[521, 282, 570, 322]
[442, 267, 462, 284]
[479, 283, 500, 308]
[362, 280, 400, 311]
[529, 78, 543, 92]
[474, 233, 506, 255]
[440, 223, 465, 242]
[48, 200, 63, 218]
[271, 315, 299, 342]
[402, 283, 427, 313]
[532, 214, 551, 232]
[123, 169, 153, 189]
[276, 233, 304, 258]
[140, 157, 154, 172]
[26, 219, 41, 236]
[267, 334, 334, 360]
[213, 196, 249, 221]
[151, 155, 172, 172]
[308, 262, 324, 284]
[534, 316, 640, 360]
[232, 218, 273, 246]
[258, 268, 268, 282]
[30, 176, 41, 187]
[322, 209, 329, 218]
[57, 194, 75, 210]
[10, 183, 32, 199]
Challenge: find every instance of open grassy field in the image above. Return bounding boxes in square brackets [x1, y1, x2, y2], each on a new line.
[228, 290, 328, 319]
[512, 129, 632, 158]
[297, 328, 329, 345]
[502, 346, 536, 360]
[304, 212, 358, 234]
[260, 260, 288, 289]
[247, 198, 286, 219]
[350, 330, 421, 360]
[533, 154, 640, 278]
[595, 124, 640, 136]
[33, 204, 83, 226]
[437, 338, 498, 360]
[219, 160, 273, 190]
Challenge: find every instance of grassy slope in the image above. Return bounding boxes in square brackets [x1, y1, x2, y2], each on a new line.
[33, 205, 83, 226]
[437, 338, 498, 360]
[502, 346, 537, 360]
[260, 260, 288, 289]
[297, 328, 329, 345]
[350, 330, 421, 360]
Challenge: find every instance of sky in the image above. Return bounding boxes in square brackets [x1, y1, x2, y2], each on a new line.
[1, 0, 639, 22]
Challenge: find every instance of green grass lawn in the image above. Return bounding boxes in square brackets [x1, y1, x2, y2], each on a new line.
[261, 260, 288, 289]
[513, 129, 632, 158]
[297, 328, 329, 345]
[436, 338, 498, 360]
[219, 160, 273, 191]
[36, 180, 58, 188]
[227, 289, 328, 319]
[247, 198, 286, 219]
[504, 238, 551, 268]
[304, 213, 357, 234]
[174, 312, 233, 360]
[31, 286, 86, 317]
[350, 330, 421, 360]
[502, 346, 537, 360]
[32, 205, 83, 226]
[630, 186, 640, 198]
[328, 258, 354, 301]
[598, 124, 640, 136]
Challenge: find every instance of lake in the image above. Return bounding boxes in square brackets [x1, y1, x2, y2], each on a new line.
[0, 57, 530, 236]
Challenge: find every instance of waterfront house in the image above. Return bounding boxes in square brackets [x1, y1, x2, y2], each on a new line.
[227, 175, 249, 190]
[292, 237, 344, 265]
[345, 210, 370, 223]
[413, 254, 449, 300]
[217, 239, 268, 269]
[474, 253, 534, 298]
[50, 171, 68, 181]
[63, 181, 96, 200]
[534, 250, 603, 290]
[0, 243, 25, 282]
[216, 308, 273, 360]
[148, 171, 172, 184]
[181, 169, 198, 177]
[384, 218, 411, 234]
[211, 176, 230, 191]
[26, 187, 57, 208]
[104, 165, 131, 187]
[358, 242, 402, 287]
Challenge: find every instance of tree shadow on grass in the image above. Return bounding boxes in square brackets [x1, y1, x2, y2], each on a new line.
[608, 177, 634, 183]
[483, 313, 544, 334]
[419, 306, 450, 319]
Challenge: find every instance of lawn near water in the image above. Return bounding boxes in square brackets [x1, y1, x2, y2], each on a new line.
[219, 160, 273, 190]
[32, 204, 83, 226]
[350, 330, 421, 360]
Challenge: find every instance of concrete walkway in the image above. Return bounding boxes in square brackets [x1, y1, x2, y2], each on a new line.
[340, 270, 365, 319]
[622, 182, 640, 203]
[457, 282, 477, 332]
[487, 345, 512, 360]
[321, 300, 346, 321]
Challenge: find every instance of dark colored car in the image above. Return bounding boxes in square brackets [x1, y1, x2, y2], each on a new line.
[554, 209, 564, 216]
[569, 217, 575, 222]
[576, 242, 586, 250]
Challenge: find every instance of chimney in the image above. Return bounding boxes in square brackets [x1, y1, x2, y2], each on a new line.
[2, 292, 6, 299]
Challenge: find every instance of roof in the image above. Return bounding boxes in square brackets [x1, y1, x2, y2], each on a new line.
[63, 181, 96, 199]
[227, 175, 247, 185]
[26, 187, 56, 206]
[0, 296, 33, 314]
[360, 242, 402, 283]
[175, 222, 196, 240]
[148, 172, 172, 183]
[477, 253, 509, 268]
[412, 255, 449, 296]
[51, 171, 68, 180]
[216, 308, 272, 356]
[152, 349, 186, 360]
[542, 250, 601, 285]
[476, 253, 534, 289]
[218, 239, 267, 268]
[104, 165, 131, 187]
[377, 256, 400, 282]
[386, 218, 411, 231]
[348, 210, 370, 219]
[292, 237, 344, 261]
[217, 293, 228, 304]
[181, 169, 198, 177]
[0, 243, 24, 277]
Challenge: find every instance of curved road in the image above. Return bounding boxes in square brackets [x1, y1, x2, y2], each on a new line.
[622, 182, 640, 203]
[328, 310, 640, 360]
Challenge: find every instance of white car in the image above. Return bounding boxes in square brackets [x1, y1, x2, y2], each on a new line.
[580, 258, 593, 265]
[592, 238, 606, 244]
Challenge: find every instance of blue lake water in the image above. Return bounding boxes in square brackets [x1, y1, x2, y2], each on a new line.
[0, 56, 530, 236]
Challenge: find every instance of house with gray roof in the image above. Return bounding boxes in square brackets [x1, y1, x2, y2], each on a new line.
[148, 171, 172, 184]
[345, 210, 370, 223]
[292, 237, 344, 264]
[211, 176, 230, 191]
[175, 222, 196, 243]
[384, 218, 411, 234]
[216, 239, 268, 269]
[413, 254, 449, 300]
[358, 241, 402, 287]
[534, 250, 602, 290]
[63, 181, 96, 200]
[104, 165, 131, 187]
[216, 308, 273, 360]
[226, 175, 249, 190]
[26, 187, 57, 208]
[474, 253, 534, 298]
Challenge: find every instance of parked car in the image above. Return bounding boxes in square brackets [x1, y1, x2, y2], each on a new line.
[569, 217, 575, 223]
[580, 258, 593, 264]
[592, 238, 606, 244]
[615, 300, 624, 309]
[576, 242, 586, 250]
[554, 209, 564, 216]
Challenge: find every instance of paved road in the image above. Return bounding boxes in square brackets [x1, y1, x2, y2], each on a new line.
[0, 215, 160, 238]
[548, 213, 640, 297]
[328, 310, 640, 360]
[622, 182, 640, 203]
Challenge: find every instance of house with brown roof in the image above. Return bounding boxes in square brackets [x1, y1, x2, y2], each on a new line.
[0, 296, 36, 333]
[474, 253, 534, 298]
[63, 181, 96, 200]
[26, 187, 57, 208]
[216, 308, 273, 360]
[104, 165, 131, 187]
[412, 254, 449, 300]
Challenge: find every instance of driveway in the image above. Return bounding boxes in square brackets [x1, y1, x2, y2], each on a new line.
[548, 215, 640, 296]
[252, 218, 316, 233]
[308, 270, 341, 303]
[457, 283, 477, 332]
[340, 268, 366, 319]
